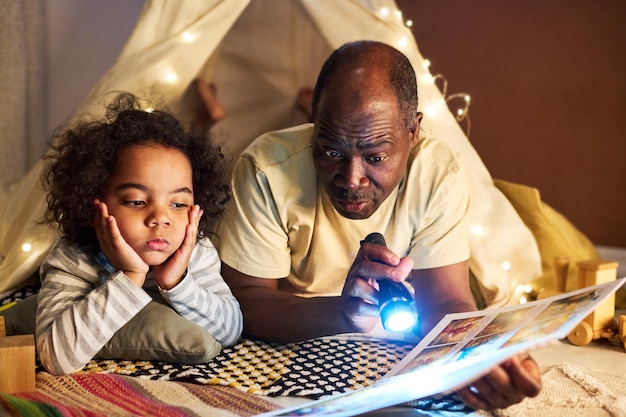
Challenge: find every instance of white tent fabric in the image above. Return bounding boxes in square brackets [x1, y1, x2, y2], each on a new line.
[0, 0, 541, 307]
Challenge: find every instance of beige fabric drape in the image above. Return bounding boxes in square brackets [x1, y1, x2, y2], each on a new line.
[0, 0, 47, 190]
[0, 0, 541, 307]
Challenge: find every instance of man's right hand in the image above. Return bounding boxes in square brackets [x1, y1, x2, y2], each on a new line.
[341, 240, 414, 333]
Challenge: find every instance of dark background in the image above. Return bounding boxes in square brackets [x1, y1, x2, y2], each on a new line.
[396, 0, 626, 247]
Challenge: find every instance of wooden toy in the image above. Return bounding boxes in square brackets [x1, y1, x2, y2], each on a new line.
[536, 258, 626, 350]
[0, 316, 36, 393]
[567, 260, 626, 350]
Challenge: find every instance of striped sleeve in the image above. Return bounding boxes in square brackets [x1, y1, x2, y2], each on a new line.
[35, 240, 152, 376]
[158, 238, 243, 346]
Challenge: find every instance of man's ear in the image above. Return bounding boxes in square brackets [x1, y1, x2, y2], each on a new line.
[408, 112, 423, 146]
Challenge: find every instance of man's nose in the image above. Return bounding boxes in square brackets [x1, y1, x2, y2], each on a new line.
[337, 159, 368, 189]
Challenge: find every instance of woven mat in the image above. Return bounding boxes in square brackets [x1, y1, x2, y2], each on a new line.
[477, 363, 626, 417]
[75, 337, 415, 399]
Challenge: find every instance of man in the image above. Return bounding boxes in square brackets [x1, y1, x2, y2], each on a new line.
[216, 40, 541, 410]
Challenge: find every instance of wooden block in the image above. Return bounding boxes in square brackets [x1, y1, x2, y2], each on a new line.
[553, 256, 569, 292]
[576, 260, 618, 334]
[0, 317, 36, 394]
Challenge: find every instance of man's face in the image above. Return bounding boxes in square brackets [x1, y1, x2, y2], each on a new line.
[312, 78, 419, 220]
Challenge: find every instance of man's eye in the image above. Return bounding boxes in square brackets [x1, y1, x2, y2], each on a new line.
[323, 149, 343, 159]
[367, 155, 387, 163]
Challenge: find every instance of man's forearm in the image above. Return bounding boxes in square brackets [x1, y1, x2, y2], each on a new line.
[232, 286, 353, 343]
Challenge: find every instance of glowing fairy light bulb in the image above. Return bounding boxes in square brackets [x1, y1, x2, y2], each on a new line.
[470, 224, 485, 236]
[501, 260, 512, 270]
[406, 19, 413, 28]
[164, 71, 178, 84]
[182, 31, 196, 43]
[144, 107, 154, 113]
[21, 242, 32, 252]
[422, 73, 435, 84]
[457, 108, 465, 117]
[397, 36, 407, 48]
[379, 7, 389, 17]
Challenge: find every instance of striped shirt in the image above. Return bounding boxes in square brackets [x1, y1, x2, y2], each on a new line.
[36, 237, 242, 375]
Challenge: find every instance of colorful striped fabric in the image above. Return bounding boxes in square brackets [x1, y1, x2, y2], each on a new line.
[0, 373, 280, 417]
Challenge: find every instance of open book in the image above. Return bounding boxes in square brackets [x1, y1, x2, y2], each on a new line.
[259, 277, 626, 417]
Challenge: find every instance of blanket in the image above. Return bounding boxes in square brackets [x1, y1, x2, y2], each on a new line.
[0, 373, 279, 417]
[1, 285, 474, 415]
[478, 364, 626, 417]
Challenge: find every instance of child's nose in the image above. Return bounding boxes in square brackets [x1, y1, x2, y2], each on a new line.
[146, 208, 171, 227]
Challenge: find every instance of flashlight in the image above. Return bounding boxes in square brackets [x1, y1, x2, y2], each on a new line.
[362, 233, 418, 332]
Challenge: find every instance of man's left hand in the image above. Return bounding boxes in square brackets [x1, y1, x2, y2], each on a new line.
[456, 353, 542, 410]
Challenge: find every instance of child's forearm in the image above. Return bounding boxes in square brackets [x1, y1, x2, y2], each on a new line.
[36, 269, 151, 375]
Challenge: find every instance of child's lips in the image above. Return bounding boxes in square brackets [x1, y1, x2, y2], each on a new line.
[146, 239, 169, 251]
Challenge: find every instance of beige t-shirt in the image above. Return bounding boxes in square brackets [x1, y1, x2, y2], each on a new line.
[216, 124, 470, 296]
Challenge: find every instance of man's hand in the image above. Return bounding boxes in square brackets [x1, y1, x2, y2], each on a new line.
[94, 199, 148, 287]
[456, 353, 542, 410]
[341, 240, 414, 333]
[153, 205, 203, 290]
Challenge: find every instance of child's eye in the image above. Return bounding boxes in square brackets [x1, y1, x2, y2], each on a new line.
[171, 202, 189, 209]
[124, 200, 145, 207]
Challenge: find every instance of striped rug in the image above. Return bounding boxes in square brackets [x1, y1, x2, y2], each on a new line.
[0, 373, 280, 417]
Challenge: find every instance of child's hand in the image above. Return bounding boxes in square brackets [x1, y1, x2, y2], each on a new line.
[93, 199, 149, 287]
[153, 204, 203, 290]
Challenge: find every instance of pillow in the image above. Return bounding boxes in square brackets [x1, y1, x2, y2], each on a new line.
[0, 292, 221, 364]
[493, 179, 601, 295]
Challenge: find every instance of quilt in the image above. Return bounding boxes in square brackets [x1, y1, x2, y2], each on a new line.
[1, 285, 472, 416]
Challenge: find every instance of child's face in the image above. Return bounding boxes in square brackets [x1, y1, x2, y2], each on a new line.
[102, 143, 194, 266]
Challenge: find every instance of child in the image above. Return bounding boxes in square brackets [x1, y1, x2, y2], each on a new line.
[37, 93, 243, 375]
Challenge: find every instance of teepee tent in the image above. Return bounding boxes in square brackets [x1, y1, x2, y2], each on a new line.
[0, 0, 541, 307]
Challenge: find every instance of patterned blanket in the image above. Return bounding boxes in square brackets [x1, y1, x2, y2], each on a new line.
[75, 337, 415, 398]
[1, 285, 471, 415]
[1, 373, 279, 416]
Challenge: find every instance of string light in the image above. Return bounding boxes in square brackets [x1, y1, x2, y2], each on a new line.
[380, 5, 472, 139]
[164, 70, 178, 84]
[181, 31, 196, 43]
[515, 284, 536, 304]
[390, 5, 536, 305]
[470, 224, 485, 237]
[21, 242, 32, 252]
[136, 2, 514, 305]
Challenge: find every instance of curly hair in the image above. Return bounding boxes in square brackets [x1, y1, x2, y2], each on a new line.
[43, 92, 230, 249]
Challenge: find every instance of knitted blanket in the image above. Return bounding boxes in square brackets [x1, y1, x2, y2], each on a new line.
[0, 373, 279, 417]
[478, 363, 626, 417]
